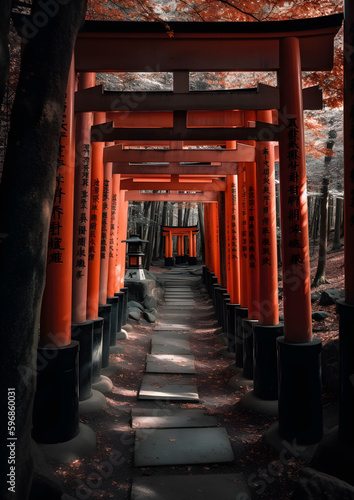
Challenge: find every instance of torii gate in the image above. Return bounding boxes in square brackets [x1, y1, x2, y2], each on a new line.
[162, 225, 199, 266]
[33, 15, 343, 454]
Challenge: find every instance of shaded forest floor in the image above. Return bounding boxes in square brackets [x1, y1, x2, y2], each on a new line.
[49, 248, 344, 500]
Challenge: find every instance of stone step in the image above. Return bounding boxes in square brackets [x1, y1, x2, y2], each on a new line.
[131, 473, 251, 500]
[138, 374, 199, 401]
[146, 354, 196, 374]
[134, 427, 234, 466]
[131, 409, 218, 429]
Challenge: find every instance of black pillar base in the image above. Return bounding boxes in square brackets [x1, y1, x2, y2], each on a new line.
[114, 291, 125, 334]
[165, 257, 174, 266]
[226, 303, 240, 353]
[242, 319, 258, 380]
[107, 296, 119, 346]
[211, 282, 220, 308]
[277, 336, 323, 445]
[71, 321, 94, 402]
[175, 255, 183, 265]
[253, 323, 284, 400]
[182, 255, 188, 264]
[235, 307, 248, 368]
[202, 265, 207, 284]
[189, 256, 197, 265]
[92, 318, 104, 383]
[98, 304, 112, 368]
[222, 293, 231, 333]
[312, 426, 354, 486]
[120, 287, 129, 325]
[337, 299, 354, 444]
[32, 341, 79, 444]
[215, 287, 227, 325]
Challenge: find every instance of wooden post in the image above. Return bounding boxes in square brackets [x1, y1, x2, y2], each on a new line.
[255, 137, 279, 326]
[87, 111, 106, 320]
[99, 142, 113, 305]
[40, 57, 76, 347]
[107, 174, 120, 297]
[209, 202, 221, 282]
[278, 37, 312, 343]
[238, 164, 248, 308]
[72, 72, 95, 323]
[276, 36, 322, 445]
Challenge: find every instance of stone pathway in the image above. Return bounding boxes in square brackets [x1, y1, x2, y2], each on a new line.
[131, 268, 252, 499]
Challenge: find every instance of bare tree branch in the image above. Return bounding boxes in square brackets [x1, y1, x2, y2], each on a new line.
[215, 0, 261, 21]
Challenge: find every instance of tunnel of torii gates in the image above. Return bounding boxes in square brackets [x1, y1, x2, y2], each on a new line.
[29, 10, 354, 476]
[162, 226, 199, 266]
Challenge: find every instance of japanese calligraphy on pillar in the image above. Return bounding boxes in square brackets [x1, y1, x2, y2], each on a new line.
[48, 102, 67, 265]
[226, 189, 231, 274]
[110, 193, 117, 259]
[89, 179, 100, 262]
[260, 147, 272, 266]
[75, 144, 90, 279]
[48, 173, 65, 264]
[101, 179, 110, 260]
[241, 169, 248, 261]
[248, 185, 256, 269]
[231, 181, 238, 261]
[286, 118, 303, 265]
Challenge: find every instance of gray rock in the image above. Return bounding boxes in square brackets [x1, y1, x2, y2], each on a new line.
[148, 307, 159, 319]
[312, 311, 331, 321]
[292, 467, 354, 500]
[129, 309, 141, 321]
[143, 311, 156, 323]
[128, 300, 144, 311]
[311, 291, 321, 303]
[124, 279, 157, 302]
[144, 295, 158, 310]
[321, 339, 339, 396]
[319, 289, 345, 306]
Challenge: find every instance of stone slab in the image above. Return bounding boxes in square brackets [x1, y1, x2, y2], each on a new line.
[154, 325, 189, 331]
[146, 354, 196, 374]
[134, 427, 234, 466]
[132, 410, 218, 429]
[151, 333, 190, 342]
[131, 473, 251, 500]
[138, 375, 199, 401]
[151, 343, 191, 355]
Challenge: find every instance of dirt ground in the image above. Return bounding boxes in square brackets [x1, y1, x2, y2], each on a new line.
[49, 249, 344, 500]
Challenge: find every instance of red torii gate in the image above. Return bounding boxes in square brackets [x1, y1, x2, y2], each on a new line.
[33, 15, 344, 456]
[162, 225, 198, 266]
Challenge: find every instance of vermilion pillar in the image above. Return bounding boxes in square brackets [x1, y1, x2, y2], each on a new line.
[40, 58, 76, 347]
[72, 72, 95, 323]
[204, 203, 212, 270]
[238, 164, 248, 309]
[107, 174, 120, 297]
[278, 39, 312, 343]
[255, 137, 279, 326]
[246, 159, 260, 321]
[99, 142, 114, 305]
[116, 189, 128, 287]
[209, 202, 221, 281]
[87, 112, 106, 320]
[276, 36, 322, 444]
[33, 57, 81, 445]
[251, 133, 284, 403]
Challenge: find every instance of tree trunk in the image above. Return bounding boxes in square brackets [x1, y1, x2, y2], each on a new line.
[0, 1, 11, 106]
[159, 201, 168, 258]
[0, 2, 87, 499]
[198, 203, 205, 261]
[332, 197, 343, 250]
[313, 178, 330, 286]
